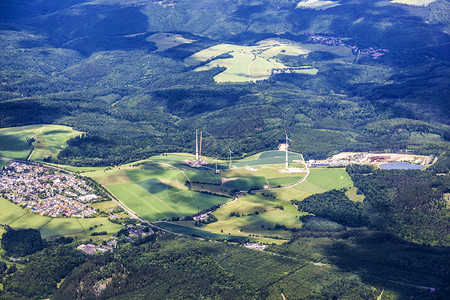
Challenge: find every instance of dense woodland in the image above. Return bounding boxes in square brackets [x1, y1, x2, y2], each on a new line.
[0, 0, 449, 165]
[347, 165, 450, 246]
[1, 227, 43, 257]
[296, 189, 368, 228]
[0, 231, 448, 299]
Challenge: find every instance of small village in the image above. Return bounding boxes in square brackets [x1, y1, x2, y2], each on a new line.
[0, 162, 99, 217]
[307, 34, 389, 59]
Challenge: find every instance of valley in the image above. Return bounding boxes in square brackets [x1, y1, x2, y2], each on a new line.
[0, 0, 449, 298]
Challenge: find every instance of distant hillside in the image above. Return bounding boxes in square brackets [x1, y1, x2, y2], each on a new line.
[0, 0, 449, 166]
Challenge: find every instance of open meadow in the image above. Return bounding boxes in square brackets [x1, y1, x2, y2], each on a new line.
[184, 38, 353, 82]
[391, 0, 437, 6]
[146, 33, 195, 52]
[85, 152, 359, 243]
[87, 153, 231, 221]
[86, 151, 309, 221]
[0, 124, 82, 161]
[296, 0, 341, 10]
[0, 197, 122, 241]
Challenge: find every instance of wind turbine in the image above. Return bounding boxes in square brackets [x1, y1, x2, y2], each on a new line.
[284, 130, 295, 170]
[228, 150, 233, 168]
[195, 129, 199, 161]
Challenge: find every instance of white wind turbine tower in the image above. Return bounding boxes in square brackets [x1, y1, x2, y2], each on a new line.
[195, 129, 199, 160]
[284, 130, 294, 170]
[228, 150, 233, 168]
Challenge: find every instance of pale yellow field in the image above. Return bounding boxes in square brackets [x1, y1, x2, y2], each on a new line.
[296, 0, 341, 10]
[185, 38, 353, 83]
[146, 33, 195, 52]
[391, 0, 436, 6]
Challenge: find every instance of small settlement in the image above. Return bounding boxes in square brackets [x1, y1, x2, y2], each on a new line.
[307, 34, 389, 59]
[243, 242, 266, 251]
[0, 162, 100, 217]
[77, 226, 155, 254]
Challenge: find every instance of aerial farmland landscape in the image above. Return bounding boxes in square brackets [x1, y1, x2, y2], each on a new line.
[0, 0, 449, 299]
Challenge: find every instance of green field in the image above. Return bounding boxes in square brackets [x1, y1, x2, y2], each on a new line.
[9, 213, 51, 230]
[87, 152, 310, 220]
[267, 168, 353, 201]
[0, 124, 82, 161]
[200, 194, 304, 241]
[197, 168, 355, 243]
[391, 0, 436, 6]
[86, 153, 357, 243]
[88, 154, 230, 221]
[296, 0, 341, 10]
[46, 163, 106, 173]
[156, 222, 247, 241]
[232, 150, 303, 167]
[0, 197, 122, 240]
[185, 38, 353, 82]
[146, 33, 195, 52]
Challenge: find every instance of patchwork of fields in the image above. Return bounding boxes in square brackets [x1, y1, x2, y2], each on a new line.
[86, 151, 310, 221]
[188, 168, 354, 242]
[184, 38, 353, 82]
[0, 146, 358, 243]
[87, 154, 230, 221]
[0, 124, 82, 161]
[84, 150, 358, 243]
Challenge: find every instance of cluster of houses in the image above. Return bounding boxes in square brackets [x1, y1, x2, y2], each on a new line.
[307, 34, 389, 59]
[77, 240, 116, 255]
[77, 226, 156, 254]
[243, 242, 266, 251]
[0, 162, 99, 217]
[193, 212, 211, 221]
[123, 226, 155, 243]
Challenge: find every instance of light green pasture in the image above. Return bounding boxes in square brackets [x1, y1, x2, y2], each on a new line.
[185, 38, 353, 82]
[146, 33, 195, 52]
[0, 124, 81, 161]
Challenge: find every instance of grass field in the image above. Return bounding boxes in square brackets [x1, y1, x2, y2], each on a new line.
[202, 194, 303, 239]
[156, 222, 247, 241]
[345, 186, 365, 202]
[391, 0, 436, 6]
[146, 33, 195, 52]
[86, 153, 357, 243]
[46, 163, 106, 173]
[264, 168, 353, 202]
[0, 124, 82, 161]
[90, 200, 119, 213]
[185, 38, 353, 82]
[0, 197, 122, 240]
[87, 154, 230, 221]
[194, 168, 355, 243]
[86, 152, 307, 220]
[296, 0, 341, 10]
[232, 150, 303, 167]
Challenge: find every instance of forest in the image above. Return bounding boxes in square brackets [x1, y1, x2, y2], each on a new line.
[347, 164, 450, 246]
[0, 231, 448, 299]
[0, 0, 448, 165]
